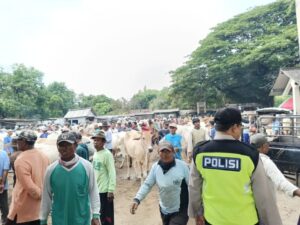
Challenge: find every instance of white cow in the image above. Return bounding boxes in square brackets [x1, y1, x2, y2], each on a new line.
[35, 134, 96, 163]
[123, 130, 153, 183]
[176, 125, 193, 161]
[82, 135, 96, 161]
[112, 131, 127, 168]
[176, 124, 209, 162]
[35, 138, 59, 163]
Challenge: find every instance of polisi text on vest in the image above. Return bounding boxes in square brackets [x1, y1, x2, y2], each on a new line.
[203, 156, 241, 171]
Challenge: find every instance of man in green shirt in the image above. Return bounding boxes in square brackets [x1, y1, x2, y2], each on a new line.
[40, 132, 101, 225]
[92, 131, 116, 225]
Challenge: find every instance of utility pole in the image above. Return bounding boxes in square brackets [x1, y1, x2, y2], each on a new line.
[294, 0, 300, 115]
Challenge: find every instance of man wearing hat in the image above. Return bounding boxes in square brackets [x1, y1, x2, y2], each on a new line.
[250, 133, 300, 199]
[6, 131, 49, 225]
[92, 131, 116, 225]
[39, 127, 48, 139]
[158, 121, 170, 141]
[188, 108, 282, 225]
[164, 123, 183, 160]
[40, 132, 101, 225]
[130, 141, 189, 225]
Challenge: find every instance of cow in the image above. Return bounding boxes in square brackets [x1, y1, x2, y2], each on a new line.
[123, 130, 153, 183]
[112, 131, 127, 168]
[175, 123, 210, 162]
[176, 125, 193, 161]
[35, 134, 96, 162]
[35, 138, 59, 163]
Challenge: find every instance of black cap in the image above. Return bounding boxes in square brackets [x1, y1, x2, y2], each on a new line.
[57, 132, 77, 144]
[214, 108, 242, 126]
[192, 118, 200, 124]
[102, 121, 110, 127]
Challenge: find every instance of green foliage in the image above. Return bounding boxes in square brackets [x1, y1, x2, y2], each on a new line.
[0, 65, 77, 119]
[149, 87, 172, 110]
[129, 88, 159, 109]
[274, 95, 291, 107]
[109, 98, 130, 115]
[77, 94, 115, 115]
[0, 64, 144, 118]
[170, 0, 299, 107]
[0, 64, 48, 118]
[48, 95, 64, 117]
[46, 82, 76, 117]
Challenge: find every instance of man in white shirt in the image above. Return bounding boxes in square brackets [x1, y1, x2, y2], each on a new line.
[102, 121, 113, 153]
[250, 133, 300, 199]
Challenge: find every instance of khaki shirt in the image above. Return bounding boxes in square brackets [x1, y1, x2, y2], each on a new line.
[191, 127, 207, 148]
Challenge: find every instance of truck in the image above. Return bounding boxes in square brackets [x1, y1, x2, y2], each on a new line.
[256, 108, 300, 186]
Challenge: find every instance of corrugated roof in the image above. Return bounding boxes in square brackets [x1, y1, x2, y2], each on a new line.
[153, 108, 180, 114]
[64, 108, 96, 119]
[270, 68, 300, 96]
[134, 112, 154, 116]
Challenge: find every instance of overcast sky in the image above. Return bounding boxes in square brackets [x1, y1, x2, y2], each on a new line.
[0, 0, 275, 99]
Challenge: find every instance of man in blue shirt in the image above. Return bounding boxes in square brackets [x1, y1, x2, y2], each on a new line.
[131, 141, 189, 225]
[3, 130, 13, 155]
[209, 121, 216, 140]
[0, 149, 10, 224]
[164, 123, 183, 160]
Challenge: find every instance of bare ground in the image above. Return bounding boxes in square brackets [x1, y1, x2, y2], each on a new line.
[2, 159, 299, 225]
[114, 158, 300, 225]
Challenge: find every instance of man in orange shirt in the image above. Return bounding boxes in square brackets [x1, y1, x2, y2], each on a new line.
[6, 130, 49, 225]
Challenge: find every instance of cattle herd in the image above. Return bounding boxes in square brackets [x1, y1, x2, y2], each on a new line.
[0, 116, 209, 182]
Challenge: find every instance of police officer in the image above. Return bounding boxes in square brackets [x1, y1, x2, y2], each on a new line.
[188, 108, 282, 225]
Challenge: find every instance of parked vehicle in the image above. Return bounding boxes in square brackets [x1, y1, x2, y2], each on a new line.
[256, 108, 300, 186]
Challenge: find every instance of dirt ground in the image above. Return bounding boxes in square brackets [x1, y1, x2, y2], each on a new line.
[2, 158, 299, 225]
[114, 160, 300, 225]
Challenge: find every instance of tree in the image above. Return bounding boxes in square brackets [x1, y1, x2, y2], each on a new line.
[170, 0, 299, 107]
[46, 82, 76, 117]
[48, 95, 65, 117]
[77, 94, 115, 115]
[0, 64, 48, 118]
[129, 88, 159, 109]
[149, 87, 172, 110]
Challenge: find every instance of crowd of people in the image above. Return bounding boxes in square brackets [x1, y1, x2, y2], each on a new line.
[0, 127, 116, 225]
[0, 108, 299, 225]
